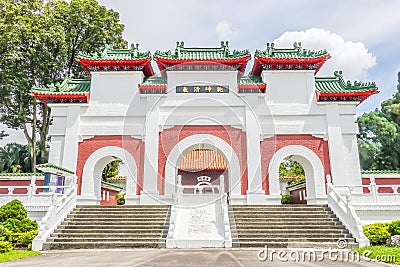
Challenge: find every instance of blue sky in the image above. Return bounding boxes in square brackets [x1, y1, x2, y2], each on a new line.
[1, 0, 399, 145]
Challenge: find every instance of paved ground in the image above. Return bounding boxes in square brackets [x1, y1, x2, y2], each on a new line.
[1, 249, 394, 267]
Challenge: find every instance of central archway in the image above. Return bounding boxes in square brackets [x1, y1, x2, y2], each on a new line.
[268, 145, 327, 204]
[164, 134, 241, 198]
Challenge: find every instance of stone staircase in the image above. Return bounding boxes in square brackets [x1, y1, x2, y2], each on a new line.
[231, 205, 357, 248]
[43, 205, 171, 250]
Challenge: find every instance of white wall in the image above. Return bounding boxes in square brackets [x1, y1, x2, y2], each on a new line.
[46, 68, 363, 201]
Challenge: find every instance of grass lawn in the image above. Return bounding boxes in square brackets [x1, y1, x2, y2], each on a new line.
[356, 246, 400, 264]
[0, 250, 41, 263]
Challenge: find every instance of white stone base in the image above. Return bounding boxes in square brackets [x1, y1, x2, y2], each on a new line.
[229, 194, 247, 205]
[77, 195, 101, 205]
[167, 238, 225, 248]
[246, 191, 266, 204]
[307, 197, 328, 205]
[140, 192, 162, 204]
[124, 195, 140, 205]
[265, 194, 282, 205]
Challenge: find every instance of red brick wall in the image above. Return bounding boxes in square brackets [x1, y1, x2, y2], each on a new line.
[362, 177, 400, 193]
[289, 185, 307, 204]
[0, 179, 44, 194]
[260, 135, 331, 194]
[99, 187, 120, 206]
[158, 125, 248, 195]
[76, 136, 144, 195]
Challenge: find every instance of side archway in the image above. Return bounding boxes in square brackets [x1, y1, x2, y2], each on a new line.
[80, 146, 138, 205]
[164, 134, 241, 198]
[268, 145, 327, 204]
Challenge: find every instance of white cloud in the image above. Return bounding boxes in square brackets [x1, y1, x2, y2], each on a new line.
[215, 20, 239, 41]
[273, 28, 376, 81]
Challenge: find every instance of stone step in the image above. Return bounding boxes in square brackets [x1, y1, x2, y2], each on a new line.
[238, 241, 358, 248]
[234, 225, 344, 230]
[49, 237, 164, 243]
[43, 241, 165, 250]
[68, 212, 165, 218]
[55, 225, 169, 233]
[54, 229, 167, 234]
[44, 205, 171, 250]
[66, 217, 166, 221]
[232, 210, 332, 215]
[57, 224, 168, 230]
[72, 210, 169, 214]
[237, 229, 348, 234]
[233, 214, 335, 219]
[237, 233, 353, 238]
[232, 205, 327, 209]
[237, 237, 355, 243]
[234, 218, 339, 222]
[61, 220, 166, 225]
[53, 233, 164, 238]
[76, 205, 169, 208]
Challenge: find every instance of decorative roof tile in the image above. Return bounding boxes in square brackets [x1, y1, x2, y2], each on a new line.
[106, 176, 127, 181]
[32, 78, 90, 104]
[315, 71, 378, 103]
[251, 42, 330, 75]
[76, 44, 154, 76]
[138, 76, 167, 94]
[0, 172, 44, 177]
[77, 44, 151, 61]
[362, 170, 400, 174]
[154, 41, 251, 74]
[36, 163, 74, 175]
[238, 76, 266, 93]
[179, 149, 227, 171]
[101, 181, 123, 191]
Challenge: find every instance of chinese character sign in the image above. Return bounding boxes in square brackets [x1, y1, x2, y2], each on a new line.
[176, 85, 229, 93]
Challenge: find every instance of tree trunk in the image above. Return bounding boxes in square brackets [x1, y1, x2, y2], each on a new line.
[39, 103, 51, 163]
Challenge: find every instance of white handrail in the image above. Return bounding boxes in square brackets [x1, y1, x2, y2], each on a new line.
[32, 184, 77, 251]
[327, 182, 369, 247]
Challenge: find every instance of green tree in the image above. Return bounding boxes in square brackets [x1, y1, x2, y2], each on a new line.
[0, 143, 28, 173]
[358, 72, 400, 170]
[279, 159, 305, 178]
[102, 160, 122, 181]
[0, 0, 127, 171]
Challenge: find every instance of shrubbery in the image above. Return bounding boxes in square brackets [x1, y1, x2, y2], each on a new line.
[363, 222, 391, 245]
[115, 193, 125, 205]
[0, 241, 12, 253]
[0, 200, 38, 251]
[388, 220, 400, 236]
[0, 200, 27, 222]
[281, 194, 292, 204]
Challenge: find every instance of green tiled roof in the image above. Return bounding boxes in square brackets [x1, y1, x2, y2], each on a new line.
[140, 76, 167, 86]
[36, 163, 74, 174]
[255, 42, 330, 59]
[32, 77, 90, 95]
[77, 44, 151, 61]
[315, 71, 377, 93]
[238, 76, 265, 85]
[101, 181, 123, 190]
[362, 170, 400, 174]
[0, 172, 44, 176]
[154, 41, 250, 60]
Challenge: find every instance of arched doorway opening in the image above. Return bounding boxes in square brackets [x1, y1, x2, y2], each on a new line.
[268, 145, 327, 205]
[164, 134, 241, 200]
[80, 146, 138, 205]
[100, 160, 127, 205]
[177, 148, 228, 194]
[279, 158, 305, 203]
